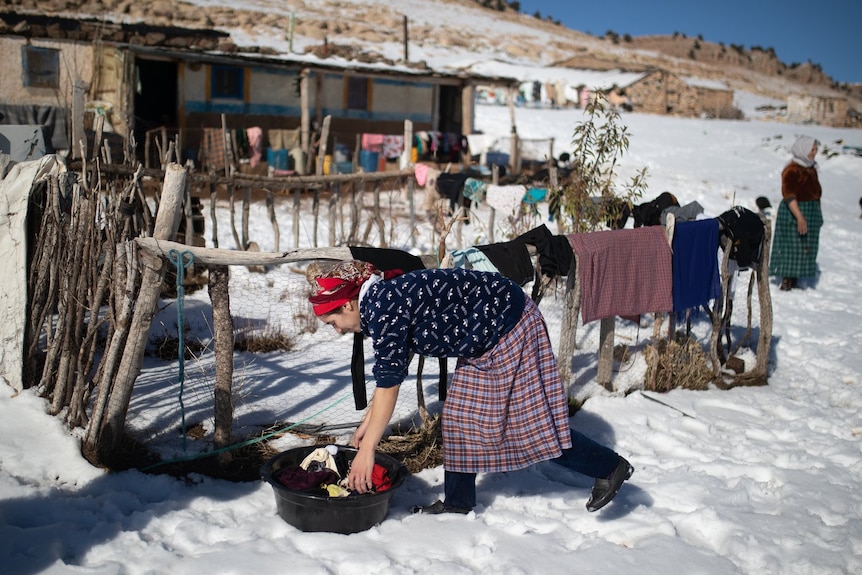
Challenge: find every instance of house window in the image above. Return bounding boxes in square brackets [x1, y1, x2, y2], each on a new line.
[346, 76, 370, 111]
[210, 65, 244, 100]
[22, 46, 60, 89]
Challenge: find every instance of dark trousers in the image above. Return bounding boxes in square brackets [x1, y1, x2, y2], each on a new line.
[444, 428, 620, 510]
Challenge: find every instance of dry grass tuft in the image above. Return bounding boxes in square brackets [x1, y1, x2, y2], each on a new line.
[234, 325, 296, 353]
[643, 336, 714, 393]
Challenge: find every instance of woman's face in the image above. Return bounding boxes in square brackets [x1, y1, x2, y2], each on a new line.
[808, 143, 818, 161]
[319, 301, 361, 334]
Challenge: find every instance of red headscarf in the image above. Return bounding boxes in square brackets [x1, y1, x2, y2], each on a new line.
[307, 260, 402, 316]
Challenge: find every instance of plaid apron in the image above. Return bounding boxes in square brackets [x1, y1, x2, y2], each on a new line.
[769, 200, 823, 279]
[442, 298, 572, 473]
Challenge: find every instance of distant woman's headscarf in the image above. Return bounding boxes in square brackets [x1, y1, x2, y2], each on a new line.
[791, 135, 819, 168]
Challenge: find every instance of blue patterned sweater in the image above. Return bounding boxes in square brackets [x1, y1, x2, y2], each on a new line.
[360, 268, 527, 388]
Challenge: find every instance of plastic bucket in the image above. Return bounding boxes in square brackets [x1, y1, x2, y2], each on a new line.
[261, 445, 408, 534]
[359, 150, 379, 172]
[333, 144, 351, 163]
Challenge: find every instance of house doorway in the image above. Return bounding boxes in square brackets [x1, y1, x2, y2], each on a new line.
[437, 85, 462, 135]
[133, 58, 178, 164]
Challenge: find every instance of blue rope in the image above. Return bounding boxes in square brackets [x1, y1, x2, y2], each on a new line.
[168, 249, 195, 452]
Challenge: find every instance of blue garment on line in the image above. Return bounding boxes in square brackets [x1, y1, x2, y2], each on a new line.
[671, 219, 721, 314]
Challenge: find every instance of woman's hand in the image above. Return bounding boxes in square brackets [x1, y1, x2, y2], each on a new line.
[787, 199, 807, 235]
[346, 385, 400, 494]
[347, 445, 377, 494]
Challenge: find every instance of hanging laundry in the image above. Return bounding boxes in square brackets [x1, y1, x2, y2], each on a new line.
[671, 219, 722, 314]
[446, 247, 502, 274]
[382, 135, 405, 159]
[361, 133, 385, 152]
[246, 126, 263, 167]
[717, 206, 765, 269]
[567, 227, 673, 324]
[486, 184, 527, 216]
[200, 127, 226, 173]
[414, 163, 431, 187]
[475, 240, 534, 286]
[463, 178, 487, 203]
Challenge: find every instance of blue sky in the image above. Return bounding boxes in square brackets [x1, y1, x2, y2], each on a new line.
[516, 1, 861, 84]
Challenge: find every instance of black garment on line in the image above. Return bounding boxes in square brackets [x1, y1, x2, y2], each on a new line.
[346, 247, 435, 410]
[475, 240, 534, 286]
[716, 207, 765, 269]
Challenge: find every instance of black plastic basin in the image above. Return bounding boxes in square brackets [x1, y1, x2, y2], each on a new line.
[261, 445, 408, 534]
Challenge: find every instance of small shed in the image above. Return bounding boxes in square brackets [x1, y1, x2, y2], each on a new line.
[787, 93, 849, 128]
[624, 69, 737, 118]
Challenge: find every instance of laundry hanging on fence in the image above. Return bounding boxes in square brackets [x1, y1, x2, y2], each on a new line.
[361, 133, 385, 153]
[247, 127, 263, 167]
[671, 219, 722, 314]
[485, 184, 527, 216]
[717, 206, 765, 269]
[381, 135, 404, 159]
[200, 128, 227, 173]
[268, 128, 300, 151]
[444, 247, 502, 275]
[567, 227, 673, 324]
[475, 239, 534, 286]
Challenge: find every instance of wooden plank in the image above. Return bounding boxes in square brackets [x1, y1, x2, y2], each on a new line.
[135, 237, 439, 269]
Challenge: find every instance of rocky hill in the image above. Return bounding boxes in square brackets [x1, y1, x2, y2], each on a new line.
[6, 0, 861, 112]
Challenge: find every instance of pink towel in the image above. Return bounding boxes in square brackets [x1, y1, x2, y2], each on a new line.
[414, 163, 431, 187]
[247, 127, 263, 167]
[361, 134, 384, 152]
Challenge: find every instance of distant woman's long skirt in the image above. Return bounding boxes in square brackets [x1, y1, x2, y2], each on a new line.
[442, 298, 572, 474]
[769, 200, 823, 279]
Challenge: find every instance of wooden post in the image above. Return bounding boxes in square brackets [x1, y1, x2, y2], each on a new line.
[597, 317, 616, 390]
[558, 252, 578, 391]
[509, 131, 519, 176]
[300, 69, 310, 153]
[228, 184, 241, 250]
[90, 164, 186, 458]
[221, 114, 231, 178]
[209, 264, 234, 466]
[402, 16, 409, 62]
[209, 182, 219, 248]
[750, 218, 773, 382]
[328, 183, 338, 247]
[488, 164, 498, 243]
[242, 187, 251, 249]
[402, 119, 413, 170]
[709, 245, 732, 377]
[267, 189, 280, 252]
[184, 178, 193, 246]
[72, 79, 87, 161]
[312, 188, 320, 248]
[315, 115, 331, 176]
[293, 187, 301, 249]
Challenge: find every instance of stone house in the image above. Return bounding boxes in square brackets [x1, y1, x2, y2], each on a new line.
[624, 69, 737, 118]
[787, 93, 849, 128]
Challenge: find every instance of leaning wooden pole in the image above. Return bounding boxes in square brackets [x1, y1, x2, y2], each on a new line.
[92, 163, 186, 460]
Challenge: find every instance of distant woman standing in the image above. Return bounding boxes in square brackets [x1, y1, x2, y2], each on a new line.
[769, 135, 823, 290]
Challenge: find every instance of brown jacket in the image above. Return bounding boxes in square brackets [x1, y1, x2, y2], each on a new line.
[781, 161, 822, 202]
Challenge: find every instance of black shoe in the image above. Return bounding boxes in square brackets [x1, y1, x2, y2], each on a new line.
[780, 278, 797, 291]
[411, 499, 471, 515]
[586, 457, 634, 512]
